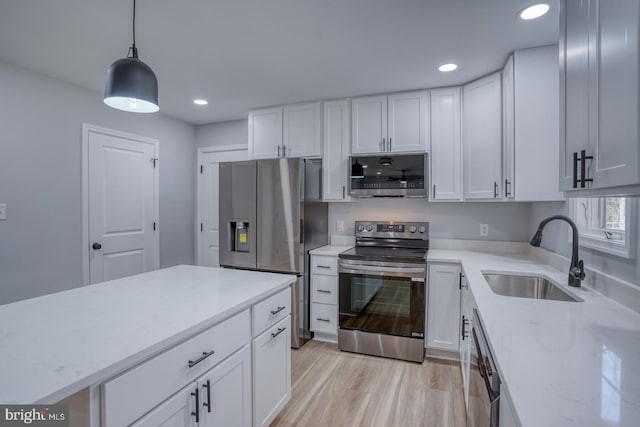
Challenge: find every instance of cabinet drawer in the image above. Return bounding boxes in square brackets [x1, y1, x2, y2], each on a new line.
[310, 303, 338, 335]
[102, 309, 251, 427]
[311, 256, 338, 276]
[253, 286, 291, 337]
[311, 274, 338, 304]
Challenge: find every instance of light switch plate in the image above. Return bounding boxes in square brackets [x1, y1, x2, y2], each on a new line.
[480, 224, 489, 236]
[336, 220, 345, 233]
[0, 203, 6, 220]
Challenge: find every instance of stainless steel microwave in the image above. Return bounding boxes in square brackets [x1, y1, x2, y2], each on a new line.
[349, 153, 428, 198]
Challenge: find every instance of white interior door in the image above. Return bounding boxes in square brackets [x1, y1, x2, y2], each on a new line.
[198, 146, 247, 267]
[84, 124, 159, 285]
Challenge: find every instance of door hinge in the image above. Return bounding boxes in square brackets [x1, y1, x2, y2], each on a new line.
[200, 165, 203, 174]
[200, 223, 204, 232]
[153, 222, 156, 231]
[151, 158, 158, 168]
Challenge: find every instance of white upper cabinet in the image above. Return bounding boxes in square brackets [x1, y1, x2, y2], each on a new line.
[352, 91, 429, 154]
[248, 107, 283, 159]
[283, 103, 322, 158]
[322, 100, 351, 201]
[560, 0, 640, 194]
[505, 46, 564, 201]
[463, 72, 503, 200]
[248, 103, 321, 159]
[430, 87, 462, 201]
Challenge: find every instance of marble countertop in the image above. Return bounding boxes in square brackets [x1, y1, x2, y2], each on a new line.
[309, 245, 353, 256]
[428, 250, 640, 427]
[0, 265, 296, 404]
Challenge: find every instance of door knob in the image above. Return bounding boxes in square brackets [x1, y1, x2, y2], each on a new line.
[92, 243, 102, 250]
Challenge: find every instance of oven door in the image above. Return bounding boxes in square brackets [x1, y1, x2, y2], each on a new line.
[338, 259, 425, 338]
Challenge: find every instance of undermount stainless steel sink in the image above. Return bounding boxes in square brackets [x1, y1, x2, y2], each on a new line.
[482, 273, 581, 302]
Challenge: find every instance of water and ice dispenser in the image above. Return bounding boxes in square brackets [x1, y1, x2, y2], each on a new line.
[228, 221, 250, 253]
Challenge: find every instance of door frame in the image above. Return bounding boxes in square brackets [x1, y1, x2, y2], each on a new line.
[81, 123, 160, 285]
[196, 144, 247, 265]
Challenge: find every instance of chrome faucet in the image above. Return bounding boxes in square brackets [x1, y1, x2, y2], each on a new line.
[530, 215, 585, 287]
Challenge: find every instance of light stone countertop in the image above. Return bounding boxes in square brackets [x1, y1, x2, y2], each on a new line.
[309, 245, 353, 256]
[0, 265, 296, 404]
[427, 250, 640, 427]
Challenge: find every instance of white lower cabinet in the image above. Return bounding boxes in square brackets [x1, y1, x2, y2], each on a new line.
[131, 383, 197, 427]
[310, 254, 339, 341]
[426, 263, 461, 352]
[459, 276, 472, 409]
[253, 315, 291, 427]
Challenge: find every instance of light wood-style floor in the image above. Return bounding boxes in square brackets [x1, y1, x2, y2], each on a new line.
[271, 341, 466, 427]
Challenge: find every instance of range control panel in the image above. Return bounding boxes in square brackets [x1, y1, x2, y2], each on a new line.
[355, 221, 429, 239]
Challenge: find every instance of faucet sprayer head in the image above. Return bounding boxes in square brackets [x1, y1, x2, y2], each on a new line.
[530, 229, 543, 247]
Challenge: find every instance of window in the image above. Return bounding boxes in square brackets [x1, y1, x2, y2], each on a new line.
[571, 197, 636, 258]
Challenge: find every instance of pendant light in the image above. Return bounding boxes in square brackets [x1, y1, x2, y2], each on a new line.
[104, 0, 159, 113]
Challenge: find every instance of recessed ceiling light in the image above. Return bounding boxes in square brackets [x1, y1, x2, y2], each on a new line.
[193, 99, 208, 106]
[519, 3, 550, 20]
[438, 63, 458, 72]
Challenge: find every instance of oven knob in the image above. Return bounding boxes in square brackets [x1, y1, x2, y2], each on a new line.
[366, 224, 373, 232]
[419, 226, 426, 233]
[357, 224, 364, 232]
[409, 226, 417, 233]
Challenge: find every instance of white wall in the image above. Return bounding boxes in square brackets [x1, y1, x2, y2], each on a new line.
[330, 200, 533, 241]
[530, 201, 640, 287]
[196, 119, 247, 147]
[0, 61, 197, 304]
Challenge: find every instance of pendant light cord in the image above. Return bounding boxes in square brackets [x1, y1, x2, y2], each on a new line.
[128, 0, 138, 58]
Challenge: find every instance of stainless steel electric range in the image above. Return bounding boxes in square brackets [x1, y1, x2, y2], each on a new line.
[338, 221, 429, 363]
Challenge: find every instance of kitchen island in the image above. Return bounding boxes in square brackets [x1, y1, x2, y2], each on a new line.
[0, 265, 296, 426]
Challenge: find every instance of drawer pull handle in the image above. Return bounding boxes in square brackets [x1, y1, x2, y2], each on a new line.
[317, 289, 331, 294]
[316, 265, 332, 269]
[270, 306, 286, 315]
[188, 350, 215, 368]
[191, 388, 200, 422]
[271, 327, 286, 338]
[202, 379, 211, 413]
[316, 318, 331, 322]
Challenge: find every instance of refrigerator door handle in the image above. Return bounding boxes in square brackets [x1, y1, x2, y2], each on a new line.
[300, 219, 304, 244]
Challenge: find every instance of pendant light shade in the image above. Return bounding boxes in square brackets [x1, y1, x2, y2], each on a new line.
[104, 0, 159, 113]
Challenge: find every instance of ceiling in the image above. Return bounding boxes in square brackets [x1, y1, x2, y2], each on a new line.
[0, 0, 559, 125]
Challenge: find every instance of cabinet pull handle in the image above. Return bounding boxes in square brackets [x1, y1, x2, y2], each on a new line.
[188, 350, 215, 368]
[202, 379, 211, 413]
[316, 318, 331, 322]
[459, 272, 466, 290]
[271, 327, 286, 338]
[342, 186, 346, 199]
[381, 138, 385, 151]
[432, 184, 436, 199]
[191, 388, 200, 422]
[270, 305, 286, 315]
[493, 181, 499, 198]
[317, 289, 331, 294]
[283, 145, 287, 157]
[572, 152, 579, 189]
[579, 149, 593, 188]
[316, 265, 332, 269]
[461, 316, 469, 340]
[389, 137, 392, 151]
[504, 179, 511, 197]
[278, 145, 281, 158]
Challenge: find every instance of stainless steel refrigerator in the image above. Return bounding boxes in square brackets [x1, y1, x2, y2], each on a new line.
[219, 158, 328, 348]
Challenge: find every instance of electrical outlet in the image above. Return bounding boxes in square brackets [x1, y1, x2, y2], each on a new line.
[480, 224, 489, 236]
[0, 203, 6, 220]
[336, 220, 344, 232]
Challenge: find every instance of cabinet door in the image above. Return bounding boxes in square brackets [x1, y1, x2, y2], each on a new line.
[460, 286, 472, 409]
[502, 55, 515, 200]
[426, 263, 461, 352]
[283, 103, 321, 158]
[253, 316, 291, 427]
[388, 91, 429, 153]
[131, 383, 197, 427]
[198, 345, 252, 427]
[463, 72, 503, 200]
[322, 100, 351, 201]
[351, 95, 388, 154]
[430, 87, 462, 200]
[559, 0, 590, 190]
[248, 107, 283, 159]
[588, 0, 640, 188]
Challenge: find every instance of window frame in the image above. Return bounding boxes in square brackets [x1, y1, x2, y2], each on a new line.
[570, 197, 637, 259]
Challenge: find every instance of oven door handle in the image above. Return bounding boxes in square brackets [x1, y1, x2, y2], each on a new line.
[472, 327, 499, 402]
[340, 265, 425, 278]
